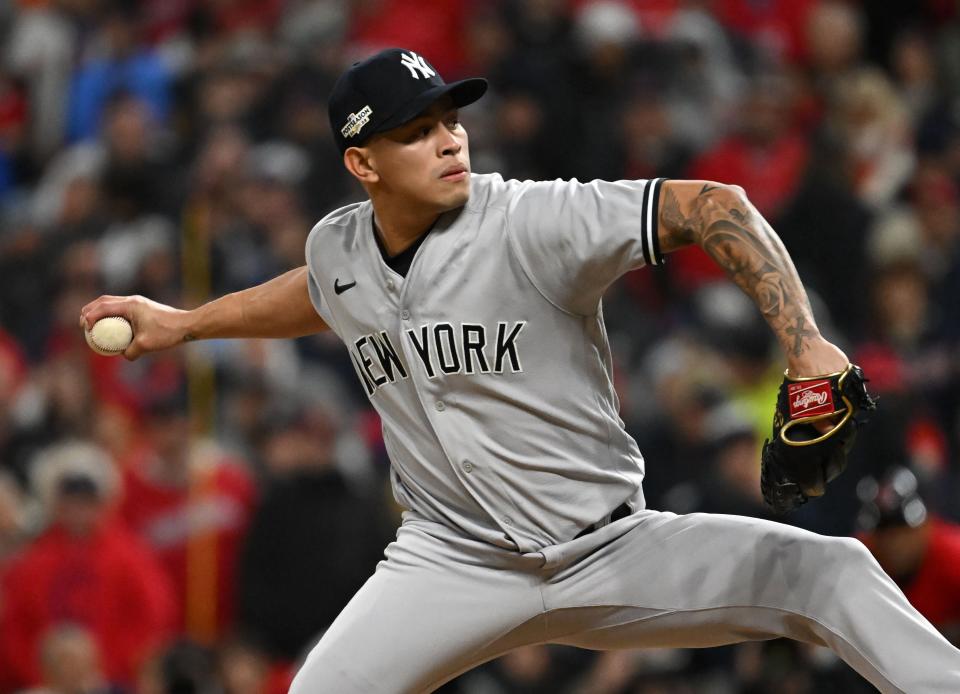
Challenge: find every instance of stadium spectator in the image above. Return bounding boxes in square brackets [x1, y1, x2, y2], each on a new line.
[236, 406, 392, 661]
[4, 5, 74, 162]
[827, 68, 915, 210]
[891, 30, 940, 125]
[0, 441, 175, 689]
[680, 73, 809, 288]
[134, 639, 218, 694]
[715, 0, 817, 65]
[17, 624, 112, 694]
[0, 330, 33, 484]
[858, 466, 960, 645]
[348, 0, 469, 77]
[616, 94, 690, 183]
[218, 636, 293, 694]
[683, 402, 773, 520]
[804, 1, 864, 84]
[118, 395, 257, 642]
[66, 4, 171, 143]
[456, 644, 592, 694]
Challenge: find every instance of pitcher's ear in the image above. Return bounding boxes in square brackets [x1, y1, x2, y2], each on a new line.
[344, 146, 379, 184]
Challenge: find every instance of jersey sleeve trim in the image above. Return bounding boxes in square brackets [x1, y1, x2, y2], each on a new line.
[641, 177, 667, 267]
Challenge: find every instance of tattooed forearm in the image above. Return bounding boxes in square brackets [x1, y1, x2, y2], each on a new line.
[660, 187, 697, 247]
[660, 183, 819, 358]
[785, 316, 816, 356]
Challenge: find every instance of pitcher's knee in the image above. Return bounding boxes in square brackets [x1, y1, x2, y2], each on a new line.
[823, 535, 877, 572]
[779, 531, 873, 575]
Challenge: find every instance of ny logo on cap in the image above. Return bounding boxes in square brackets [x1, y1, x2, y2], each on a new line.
[400, 51, 436, 80]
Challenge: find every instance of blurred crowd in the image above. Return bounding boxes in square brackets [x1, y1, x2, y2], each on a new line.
[0, 0, 959, 692]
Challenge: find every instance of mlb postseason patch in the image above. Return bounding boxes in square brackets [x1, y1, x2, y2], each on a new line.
[342, 105, 373, 139]
[787, 380, 835, 418]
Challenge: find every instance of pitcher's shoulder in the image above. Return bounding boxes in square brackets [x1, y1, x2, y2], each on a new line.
[306, 200, 371, 253]
[466, 172, 537, 212]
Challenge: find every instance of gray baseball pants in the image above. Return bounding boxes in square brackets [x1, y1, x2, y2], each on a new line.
[289, 509, 960, 693]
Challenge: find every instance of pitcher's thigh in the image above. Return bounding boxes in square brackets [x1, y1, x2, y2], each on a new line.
[545, 511, 865, 627]
[541, 511, 958, 693]
[290, 542, 545, 693]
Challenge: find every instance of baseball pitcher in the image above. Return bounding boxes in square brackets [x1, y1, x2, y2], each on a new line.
[82, 49, 960, 692]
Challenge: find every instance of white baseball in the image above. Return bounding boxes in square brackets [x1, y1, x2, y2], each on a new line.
[85, 317, 133, 356]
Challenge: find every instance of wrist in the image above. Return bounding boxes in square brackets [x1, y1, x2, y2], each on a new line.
[785, 336, 849, 378]
[783, 331, 824, 362]
[170, 307, 199, 343]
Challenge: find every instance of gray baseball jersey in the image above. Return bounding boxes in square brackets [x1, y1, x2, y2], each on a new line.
[295, 173, 960, 693]
[305, 173, 664, 555]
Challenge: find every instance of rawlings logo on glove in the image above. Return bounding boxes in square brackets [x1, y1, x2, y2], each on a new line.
[761, 364, 878, 514]
[788, 382, 833, 417]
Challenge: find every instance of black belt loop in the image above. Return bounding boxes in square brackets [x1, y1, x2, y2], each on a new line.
[575, 501, 631, 540]
[610, 501, 631, 524]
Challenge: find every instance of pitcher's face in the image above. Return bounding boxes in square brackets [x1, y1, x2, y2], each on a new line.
[354, 99, 471, 213]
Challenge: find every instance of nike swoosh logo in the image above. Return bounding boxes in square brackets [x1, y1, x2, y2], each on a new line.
[334, 279, 357, 295]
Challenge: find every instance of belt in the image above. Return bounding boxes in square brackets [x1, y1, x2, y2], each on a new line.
[574, 501, 632, 539]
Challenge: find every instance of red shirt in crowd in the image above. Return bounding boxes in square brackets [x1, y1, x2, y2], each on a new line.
[900, 519, 960, 628]
[349, 0, 469, 77]
[689, 134, 809, 218]
[0, 520, 176, 689]
[715, 0, 818, 65]
[119, 448, 257, 642]
[672, 133, 809, 290]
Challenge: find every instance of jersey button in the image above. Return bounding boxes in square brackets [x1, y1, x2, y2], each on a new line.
[462, 461, 473, 473]
[502, 516, 513, 526]
[401, 309, 410, 320]
[386, 279, 395, 291]
[435, 401, 446, 412]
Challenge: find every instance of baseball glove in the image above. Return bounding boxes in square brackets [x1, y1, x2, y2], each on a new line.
[760, 363, 877, 514]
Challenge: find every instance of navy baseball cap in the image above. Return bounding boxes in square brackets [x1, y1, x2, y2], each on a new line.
[328, 48, 487, 153]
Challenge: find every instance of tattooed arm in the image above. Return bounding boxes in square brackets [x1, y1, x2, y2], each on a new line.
[80, 266, 329, 360]
[657, 180, 847, 377]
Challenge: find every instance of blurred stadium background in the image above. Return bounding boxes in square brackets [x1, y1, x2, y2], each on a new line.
[0, 0, 958, 692]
